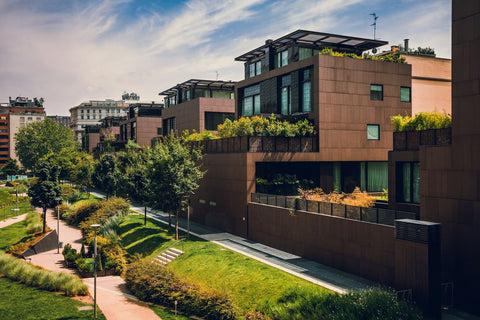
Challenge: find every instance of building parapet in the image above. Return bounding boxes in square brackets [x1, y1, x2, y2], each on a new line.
[393, 127, 451, 151]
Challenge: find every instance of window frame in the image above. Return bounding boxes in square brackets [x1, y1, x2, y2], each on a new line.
[400, 86, 411, 102]
[370, 84, 383, 101]
[367, 124, 380, 140]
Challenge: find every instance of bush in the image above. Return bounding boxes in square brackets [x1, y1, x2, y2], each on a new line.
[62, 243, 80, 267]
[391, 112, 451, 132]
[260, 287, 422, 320]
[0, 251, 87, 296]
[298, 187, 375, 207]
[125, 260, 236, 319]
[25, 211, 42, 234]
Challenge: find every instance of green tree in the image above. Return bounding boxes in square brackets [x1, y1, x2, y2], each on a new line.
[0, 158, 20, 178]
[148, 135, 205, 239]
[28, 161, 62, 233]
[93, 154, 120, 198]
[70, 151, 95, 194]
[14, 118, 76, 171]
[127, 165, 152, 225]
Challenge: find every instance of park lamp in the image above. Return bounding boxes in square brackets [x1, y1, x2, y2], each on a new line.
[90, 224, 101, 318]
[55, 197, 62, 254]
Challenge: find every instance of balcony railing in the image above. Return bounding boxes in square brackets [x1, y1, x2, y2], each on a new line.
[393, 127, 451, 151]
[193, 136, 319, 153]
[251, 193, 417, 226]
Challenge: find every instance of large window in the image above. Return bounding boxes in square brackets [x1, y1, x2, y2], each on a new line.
[249, 60, 261, 78]
[242, 84, 260, 116]
[281, 75, 291, 115]
[163, 117, 176, 135]
[275, 50, 289, 68]
[370, 84, 383, 101]
[301, 68, 312, 112]
[205, 112, 235, 131]
[400, 87, 411, 102]
[397, 162, 420, 203]
[299, 47, 321, 60]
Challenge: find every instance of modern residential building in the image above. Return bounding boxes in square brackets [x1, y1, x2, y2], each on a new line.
[95, 116, 126, 154]
[82, 125, 101, 153]
[47, 115, 71, 127]
[388, 1, 480, 314]
[0, 97, 45, 166]
[70, 99, 129, 142]
[385, 40, 451, 115]
[187, 30, 411, 235]
[159, 79, 235, 135]
[119, 102, 163, 147]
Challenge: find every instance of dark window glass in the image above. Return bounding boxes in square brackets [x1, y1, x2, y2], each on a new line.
[400, 87, 411, 102]
[205, 112, 235, 131]
[397, 162, 420, 203]
[370, 84, 383, 101]
[367, 124, 380, 140]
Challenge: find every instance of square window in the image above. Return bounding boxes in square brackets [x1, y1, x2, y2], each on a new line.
[367, 124, 380, 140]
[370, 84, 383, 101]
[400, 87, 411, 102]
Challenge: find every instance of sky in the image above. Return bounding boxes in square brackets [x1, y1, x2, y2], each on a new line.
[0, 0, 451, 116]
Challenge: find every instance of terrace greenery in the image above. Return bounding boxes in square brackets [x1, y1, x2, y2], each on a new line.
[318, 47, 407, 64]
[184, 115, 316, 141]
[298, 187, 376, 207]
[0, 251, 88, 296]
[0, 277, 105, 319]
[391, 112, 452, 132]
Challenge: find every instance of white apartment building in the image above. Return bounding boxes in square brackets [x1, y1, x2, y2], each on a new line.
[9, 112, 46, 160]
[69, 99, 129, 142]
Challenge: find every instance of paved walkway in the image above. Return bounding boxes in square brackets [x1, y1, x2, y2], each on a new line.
[0, 213, 27, 228]
[1, 208, 160, 320]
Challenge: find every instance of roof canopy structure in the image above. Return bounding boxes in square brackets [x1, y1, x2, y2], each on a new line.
[159, 79, 236, 96]
[235, 30, 388, 62]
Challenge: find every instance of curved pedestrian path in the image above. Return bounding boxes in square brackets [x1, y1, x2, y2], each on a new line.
[1, 208, 160, 320]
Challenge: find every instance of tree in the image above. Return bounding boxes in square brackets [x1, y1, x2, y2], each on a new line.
[71, 151, 95, 195]
[93, 154, 120, 198]
[127, 165, 152, 225]
[0, 158, 20, 178]
[28, 161, 62, 233]
[15, 118, 76, 171]
[148, 135, 205, 240]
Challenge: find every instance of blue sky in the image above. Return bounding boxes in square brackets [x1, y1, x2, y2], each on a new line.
[0, 0, 451, 115]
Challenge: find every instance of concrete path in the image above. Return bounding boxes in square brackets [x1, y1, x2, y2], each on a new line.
[0, 213, 27, 228]
[26, 208, 160, 320]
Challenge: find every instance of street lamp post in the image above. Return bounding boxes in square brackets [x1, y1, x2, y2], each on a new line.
[55, 197, 62, 254]
[91, 224, 100, 319]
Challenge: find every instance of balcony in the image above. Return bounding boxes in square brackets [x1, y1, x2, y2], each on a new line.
[393, 128, 451, 151]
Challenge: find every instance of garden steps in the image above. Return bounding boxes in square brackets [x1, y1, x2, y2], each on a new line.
[153, 248, 183, 265]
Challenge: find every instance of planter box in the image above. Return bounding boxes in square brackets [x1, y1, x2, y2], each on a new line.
[262, 137, 276, 152]
[285, 197, 297, 209]
[267, 195, 277, 206]
[288, 137, 302, 152]
[436, 127, 452, 145]
[406, 131, 419, 150]
[240, 136, 248, 152]
[420, 129, 436, 146]
[228, 137, 235, 152]
[393, 132, 407, 151]
[306, 200, 319, 213]
[346, 205, 361, 220]
[233, 137, 241, 152]
[295, 198, 306, 211]
[275, 137, 289, 152]
[300, 137, 314, 152]
[332, 203, 346, 218]
[377, 208, 395, 226]
[276, 196, 287, 208]
[248, 136, 262, 152]
[362, 207, 378, 223]
[318, 202, 332, 215]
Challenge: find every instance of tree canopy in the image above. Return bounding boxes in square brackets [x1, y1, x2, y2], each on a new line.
[28, 161, 62, 233]
[14, 118, 77, 170]
[93, 154, 120, 198]
[148, 135, 205, 239]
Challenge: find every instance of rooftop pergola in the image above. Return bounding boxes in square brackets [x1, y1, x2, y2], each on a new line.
[159, 79, 236, 96]
[235, 30, 388, 61]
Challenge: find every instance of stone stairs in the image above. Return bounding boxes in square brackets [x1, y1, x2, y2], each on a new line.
[153, 247, 183, 265]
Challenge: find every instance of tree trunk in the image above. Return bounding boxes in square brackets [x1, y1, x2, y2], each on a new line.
[168, 211, 172, 232]
[144, 205, 147, 225]
[175, 211, 179, 240]
[42, 206, 47, 234]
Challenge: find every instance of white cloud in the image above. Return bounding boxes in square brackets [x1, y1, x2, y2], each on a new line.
[0, 0, 451, 115]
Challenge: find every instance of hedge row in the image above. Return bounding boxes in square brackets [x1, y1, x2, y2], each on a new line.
[0, 251, 87, 296]
[125, 260, 236, 320]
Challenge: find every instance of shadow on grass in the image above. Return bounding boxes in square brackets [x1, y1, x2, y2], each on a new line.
[121, 227, 169, 246]
[118, 222, 142, 235]
[125, 234, 170, 257]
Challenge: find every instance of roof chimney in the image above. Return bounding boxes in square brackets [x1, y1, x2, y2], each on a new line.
[404, 39, 409, 52]
[265, 39, 273, 45]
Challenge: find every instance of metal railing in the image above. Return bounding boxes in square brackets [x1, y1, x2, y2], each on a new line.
[251, 193, 417, 226]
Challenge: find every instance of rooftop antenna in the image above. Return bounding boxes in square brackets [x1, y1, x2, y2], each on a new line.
[370, 13, 378, 40]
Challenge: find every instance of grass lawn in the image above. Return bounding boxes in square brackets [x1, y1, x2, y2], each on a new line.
[120, 214, 332, 315]
[0, 220, 28, 250]
[0, 277, 106, 320]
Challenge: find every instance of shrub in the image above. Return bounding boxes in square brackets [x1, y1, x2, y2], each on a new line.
[62, 243, 80, 267]
[391, 112, 451, 132]
[0, 251, 87, 296]
[25, 211, 42, 234]
[260, 287, 422, 320]
[125, 260, 236, 319]
[298, 187, 375, 207]
[67, 201, 100, 226]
